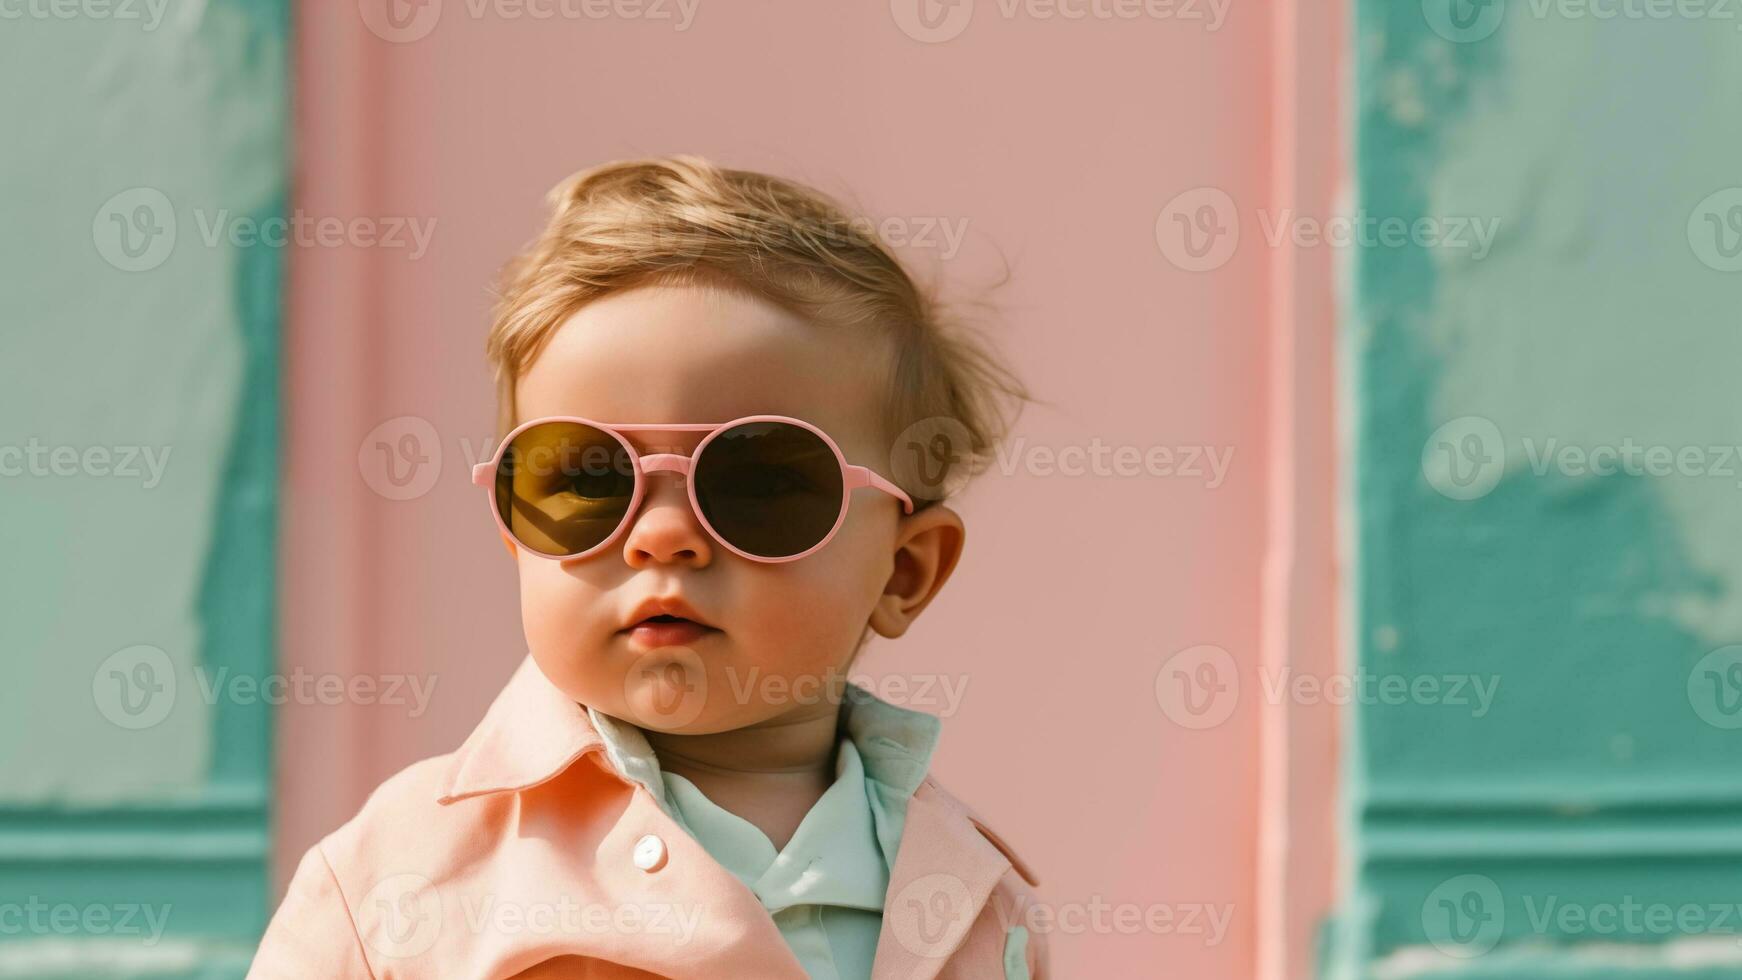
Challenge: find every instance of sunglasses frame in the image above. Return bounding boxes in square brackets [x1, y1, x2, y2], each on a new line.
[471, 414, 916, 563]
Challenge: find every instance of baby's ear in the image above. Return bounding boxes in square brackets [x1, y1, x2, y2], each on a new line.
[500, 529, 518, 559]
[869, 504, 965, 639]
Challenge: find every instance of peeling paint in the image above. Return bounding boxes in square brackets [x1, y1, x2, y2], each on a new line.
[1328, 1, 1742, 976]
[0, 0, 286, 962]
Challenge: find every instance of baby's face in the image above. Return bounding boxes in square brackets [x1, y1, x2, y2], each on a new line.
[511, 283, 914, 734]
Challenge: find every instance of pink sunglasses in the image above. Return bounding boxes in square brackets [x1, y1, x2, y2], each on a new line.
[472, 414, 915, 563]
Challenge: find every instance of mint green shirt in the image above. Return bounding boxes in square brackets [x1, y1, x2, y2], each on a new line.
[586, 684, 941, 980]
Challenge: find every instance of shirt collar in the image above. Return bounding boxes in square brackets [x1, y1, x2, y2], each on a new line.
[663, 736, 890, 913]
[838, 683, 942, 868]
[587, 678, 944, 912]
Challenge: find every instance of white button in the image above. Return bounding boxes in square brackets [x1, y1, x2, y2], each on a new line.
[632, 833, 667, 872]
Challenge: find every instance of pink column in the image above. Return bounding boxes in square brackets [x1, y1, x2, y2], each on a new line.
[279, 4, 1346, 974]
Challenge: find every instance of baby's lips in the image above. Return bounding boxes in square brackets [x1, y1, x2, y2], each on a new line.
[620, 593, 718, 632]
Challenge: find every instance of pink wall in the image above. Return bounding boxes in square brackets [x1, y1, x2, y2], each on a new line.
[281, 3, 1342, 975]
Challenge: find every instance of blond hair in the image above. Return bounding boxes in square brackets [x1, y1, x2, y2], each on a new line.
[484, 155, 1030, 507]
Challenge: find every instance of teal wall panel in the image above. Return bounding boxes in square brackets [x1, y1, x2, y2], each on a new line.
[0, 2, 286, 975]
[1331, 1, 1742, 976]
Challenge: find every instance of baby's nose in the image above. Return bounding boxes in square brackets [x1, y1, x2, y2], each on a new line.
[621, 476, 710, 567]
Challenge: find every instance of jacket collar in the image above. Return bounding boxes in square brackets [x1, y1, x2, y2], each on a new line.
[872, 777, 1021, 980]
[436, 655, 607, 805]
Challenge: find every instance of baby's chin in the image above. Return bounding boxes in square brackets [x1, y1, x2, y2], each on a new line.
[615, 649, 833, 735]
[532, 636, 862, 734]
[528, 642, 736, 734]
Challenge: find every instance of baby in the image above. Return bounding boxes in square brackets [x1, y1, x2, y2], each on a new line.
[249, 156, 1048, 979]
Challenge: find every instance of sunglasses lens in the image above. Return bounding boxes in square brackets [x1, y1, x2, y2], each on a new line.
[496, 421, 636, 557]
[695, 421, 846, 559]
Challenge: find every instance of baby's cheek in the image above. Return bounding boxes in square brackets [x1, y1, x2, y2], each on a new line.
[740, 558, 875, 670]
[517, 562, 603, 690]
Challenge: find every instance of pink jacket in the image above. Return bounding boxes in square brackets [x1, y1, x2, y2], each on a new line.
[248, 656, 1049, 979]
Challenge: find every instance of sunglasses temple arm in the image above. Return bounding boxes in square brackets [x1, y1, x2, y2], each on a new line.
[847, 465, 916, 514]
[471, 462, 493, 486]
